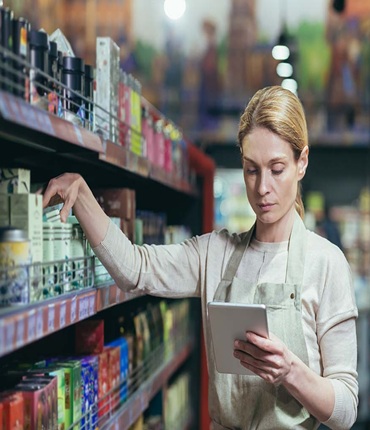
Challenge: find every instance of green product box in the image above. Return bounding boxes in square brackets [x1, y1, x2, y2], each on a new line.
[48, 368, 66, 430]
[0, 194, 9, 226]
[55, 360, 81, 430]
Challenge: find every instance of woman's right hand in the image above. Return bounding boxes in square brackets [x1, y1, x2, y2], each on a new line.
[40, 172, 110, 247]
[41, 173, 84, 222]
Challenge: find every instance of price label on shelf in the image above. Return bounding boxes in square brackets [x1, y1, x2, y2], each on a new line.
[88, 295, 95, 316]
[103, 287, 110, 308]
[0, 323, 4, 355]
[60, 302, 67, 328]
[36, 309, 43, 338]
[74, 125, 84, 146]
[48, 305, 55, 333]
[27, 312, 36, 343]
[39, 113, 55, 137]
[78, 296, 89, 320]
[71, 298, 77, 323]
[5, 320, 15, 352]
[15, 318, 25, 348]
[115, 287, 121, 303]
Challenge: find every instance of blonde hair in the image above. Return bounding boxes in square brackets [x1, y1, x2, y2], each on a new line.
[237, 86, 308, 218]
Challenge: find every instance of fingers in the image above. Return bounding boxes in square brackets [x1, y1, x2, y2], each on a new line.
[234, 333, 292, 385]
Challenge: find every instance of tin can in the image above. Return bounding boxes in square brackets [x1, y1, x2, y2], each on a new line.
[0, 226, 30, 306]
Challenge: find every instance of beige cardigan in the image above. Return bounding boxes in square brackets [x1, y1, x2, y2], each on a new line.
[94, 219, 358, 429]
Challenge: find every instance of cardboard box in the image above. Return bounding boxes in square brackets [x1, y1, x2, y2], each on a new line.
[75, 319, 105, 355]
[0, 393, 24, 430]
[0, 194, 10, 226]
[54, 360, 81, 430]
[80, 356, 98, 430]
[9, 193, 43, 263]
[0, 168, 30, 194]
[95, 37, 120, 143]
[94, 188, 135, 221]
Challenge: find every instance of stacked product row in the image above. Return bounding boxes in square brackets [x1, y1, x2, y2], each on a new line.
[0, 167, 191, 307]
[0, 298, 192, 430]
[0, 4, 191, 186]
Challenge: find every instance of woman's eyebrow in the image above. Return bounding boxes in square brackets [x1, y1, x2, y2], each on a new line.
[242, 155, 288, 164]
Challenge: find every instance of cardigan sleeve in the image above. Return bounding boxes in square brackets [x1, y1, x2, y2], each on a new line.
[92, 219, 205, 298]
[314, 239, 359, 429]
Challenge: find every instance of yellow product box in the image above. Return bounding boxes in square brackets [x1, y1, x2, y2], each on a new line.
[0, 168, 30, 193]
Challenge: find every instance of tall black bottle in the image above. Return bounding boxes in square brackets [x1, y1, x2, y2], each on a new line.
[28, 29, 49, 110]
[0, 6, 14, 92]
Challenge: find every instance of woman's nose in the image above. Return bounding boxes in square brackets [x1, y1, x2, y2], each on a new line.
[257, 171, 270, 195]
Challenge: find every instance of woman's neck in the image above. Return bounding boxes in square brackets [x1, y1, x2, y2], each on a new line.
[254, 210, 296, 243]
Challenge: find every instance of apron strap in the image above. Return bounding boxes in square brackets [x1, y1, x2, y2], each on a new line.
[221, 224, 255, 283]
[285, 212, 308, 285]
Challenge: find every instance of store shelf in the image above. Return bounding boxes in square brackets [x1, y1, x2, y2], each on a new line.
[0, 280, 147, 358]
[0, 90, 103, 155]
[0, 89, 196, 196]
[101, 340, 193, 430]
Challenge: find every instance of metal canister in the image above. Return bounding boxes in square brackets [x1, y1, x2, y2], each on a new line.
[0, 226, 30, 306]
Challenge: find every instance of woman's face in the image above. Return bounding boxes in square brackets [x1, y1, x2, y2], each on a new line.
[241, 127, 308, 240]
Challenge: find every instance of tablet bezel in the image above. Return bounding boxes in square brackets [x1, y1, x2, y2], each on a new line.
[207, 301, 269, 375]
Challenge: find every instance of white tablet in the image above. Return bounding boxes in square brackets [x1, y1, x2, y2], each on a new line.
[208, 301, 269, 375]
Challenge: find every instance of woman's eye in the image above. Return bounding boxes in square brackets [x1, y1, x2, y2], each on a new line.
[246, 169, 258, 175]
[272, 169, 283, 175]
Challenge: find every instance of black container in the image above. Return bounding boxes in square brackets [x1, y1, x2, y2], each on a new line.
[47, 41, 59, 114]
[28, 29, 49, 104]
[84, 64, 94, 128]
[61, 56, 84, 115]
[0, 7, 14, 91]
[12, 17, 30, 98]
[57, 50, 63, 82]
[48, 41, 58, 80]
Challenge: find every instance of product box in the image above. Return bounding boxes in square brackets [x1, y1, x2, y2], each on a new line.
[96, 349, 109, 418]
[0, 194, 10, 226]
[16, 376, 57, 430]
[0, 168, 30, 194]
[106, 337, 129, 402]
[94, 188, 135, 220]
[118, 70, 131, 148]
[54, 360, 81, 430]
[104, 345, 120, 411]
[95, 37, 120, 143]
[0, 392, 24, 430]
[26, 367, 66, 430]
[9, 193, 43, 302]
[75, 319, 105, 355]
[80, 355, 98, 430]
[9, 193, 43, 263]
[129, 77, 142, 156]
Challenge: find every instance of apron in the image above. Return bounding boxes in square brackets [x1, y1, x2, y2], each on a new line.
[209, 213, 318, 430]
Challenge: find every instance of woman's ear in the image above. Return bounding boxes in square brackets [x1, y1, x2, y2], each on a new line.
[298, 146, 309, 179]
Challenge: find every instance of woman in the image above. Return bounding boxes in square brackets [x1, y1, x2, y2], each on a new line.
[42, 86, 358, 429]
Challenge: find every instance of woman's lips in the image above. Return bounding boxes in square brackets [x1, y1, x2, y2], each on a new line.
[259, 203, 274, 211]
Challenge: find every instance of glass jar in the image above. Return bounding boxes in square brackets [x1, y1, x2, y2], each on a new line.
[0, 226, 30, 306]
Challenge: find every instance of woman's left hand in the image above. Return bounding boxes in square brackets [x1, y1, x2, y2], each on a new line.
[233, 332, 293, 385]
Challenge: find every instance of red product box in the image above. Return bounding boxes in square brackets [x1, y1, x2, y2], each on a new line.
[0, 392, 24, 430]
[96, 349, 109, 417]
[15, 376, 57, 430]
[93, 188, 136, 221]
[105, 345, 121, 411]
[75, 319, 105, 355]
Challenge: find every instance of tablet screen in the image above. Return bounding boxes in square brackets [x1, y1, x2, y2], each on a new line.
[208, 301, 269, 375]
